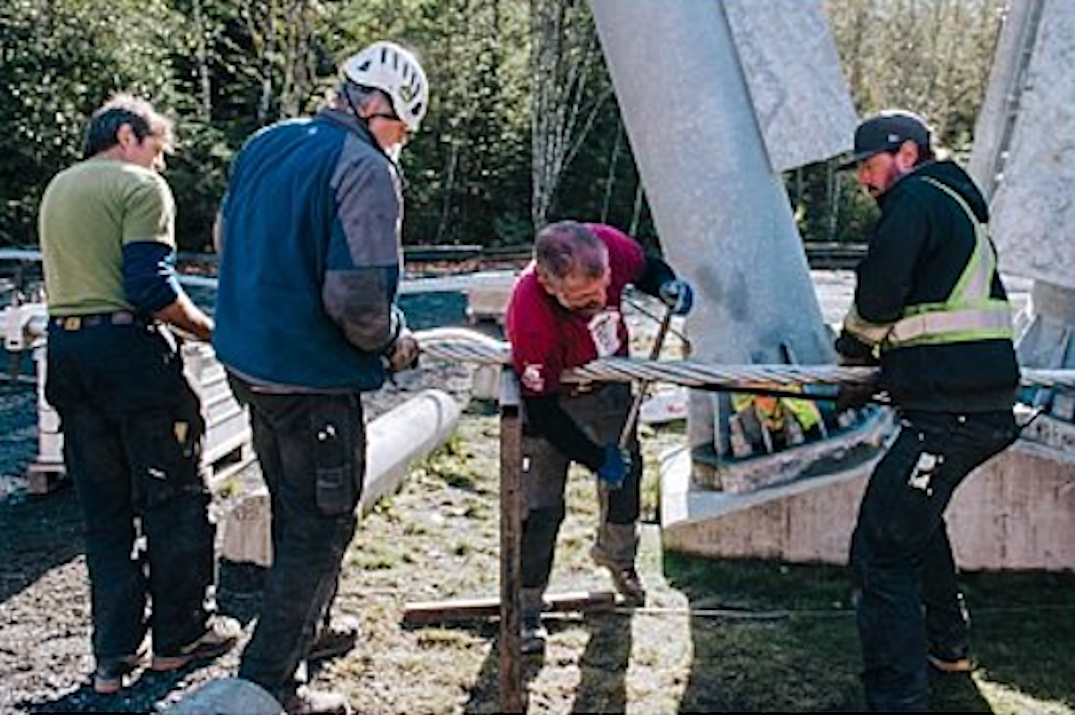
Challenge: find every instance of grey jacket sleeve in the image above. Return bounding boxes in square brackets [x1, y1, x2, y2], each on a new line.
[322, 140, 405, 354]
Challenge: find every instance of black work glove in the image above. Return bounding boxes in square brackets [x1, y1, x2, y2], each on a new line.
[834, 331, 879, 366]
[835, 380, 877, 412]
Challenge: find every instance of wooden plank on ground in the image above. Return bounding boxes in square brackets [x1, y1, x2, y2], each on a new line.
[26, 462, 67, 495]
[403, 590, 618, 626]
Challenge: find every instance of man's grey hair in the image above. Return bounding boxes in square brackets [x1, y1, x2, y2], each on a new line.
[82, 93, 174, 158]
[534, 221, 608, 284]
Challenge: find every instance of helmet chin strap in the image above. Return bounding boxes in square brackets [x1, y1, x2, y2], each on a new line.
[341, 84, 401, 167]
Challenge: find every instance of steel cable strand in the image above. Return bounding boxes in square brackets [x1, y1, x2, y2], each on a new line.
[413, 328, 1075, 392]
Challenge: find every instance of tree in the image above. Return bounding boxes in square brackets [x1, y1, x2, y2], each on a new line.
[529, 0, 612, 229]
[0, 0, 180, 246]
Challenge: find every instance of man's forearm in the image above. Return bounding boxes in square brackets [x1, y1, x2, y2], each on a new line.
[154, 293, 214, 342]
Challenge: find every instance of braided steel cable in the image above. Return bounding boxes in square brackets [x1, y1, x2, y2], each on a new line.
[414, 327, 1075, 392]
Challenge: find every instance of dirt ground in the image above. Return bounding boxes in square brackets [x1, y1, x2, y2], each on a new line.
[2, 289, 1073, 714]
[0, 364, 858, 715]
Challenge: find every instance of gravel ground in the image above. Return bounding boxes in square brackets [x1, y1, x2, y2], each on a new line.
[0, 284, 485, 714]
[0, 278, 838, 715]
[2, 272, 1065, 715]
[0, 353, 482, 714]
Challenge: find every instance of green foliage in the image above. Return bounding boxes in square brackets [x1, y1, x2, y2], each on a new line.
[0, 0, 1010, 252]
[334, 0, 532, 245]
[167, 120, 234, 251]
[0, 0, 180, 246]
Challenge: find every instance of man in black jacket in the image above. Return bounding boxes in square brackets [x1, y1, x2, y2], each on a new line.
[835, 109, 1021, 711]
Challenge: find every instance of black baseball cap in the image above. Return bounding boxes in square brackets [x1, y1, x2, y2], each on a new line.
[837, 110, 931, 170]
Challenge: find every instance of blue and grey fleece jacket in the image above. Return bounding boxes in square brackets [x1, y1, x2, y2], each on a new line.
[213, 107, 405, 392]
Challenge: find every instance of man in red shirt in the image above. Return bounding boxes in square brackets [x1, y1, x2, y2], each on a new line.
[505, 220, 693, 654]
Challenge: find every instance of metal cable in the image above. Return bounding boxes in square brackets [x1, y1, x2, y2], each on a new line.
[415, 327, 1075, 392]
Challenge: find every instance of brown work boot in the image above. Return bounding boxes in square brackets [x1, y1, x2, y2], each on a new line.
[606, 564, 646, 605]
[282, 686, 352, 715]
[151, 615, 243, 671]
[307, 616, 359, 662]
[93, 648, 147, 694]
[591, 547, 646, 605]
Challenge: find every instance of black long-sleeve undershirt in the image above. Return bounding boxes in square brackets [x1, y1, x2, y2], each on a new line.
[522, 393, 606, 471]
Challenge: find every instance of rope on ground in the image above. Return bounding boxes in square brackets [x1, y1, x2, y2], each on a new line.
[414, 327, 1075, 392]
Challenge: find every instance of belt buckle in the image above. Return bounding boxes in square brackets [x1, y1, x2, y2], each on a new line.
[63, 317, 81, 330]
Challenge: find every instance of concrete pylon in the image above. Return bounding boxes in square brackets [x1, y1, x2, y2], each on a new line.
[587, 0, 857, 485]
[162, 677, 284, 715]
[970, 0, 1075, 444]
[220, 389, 462, 566]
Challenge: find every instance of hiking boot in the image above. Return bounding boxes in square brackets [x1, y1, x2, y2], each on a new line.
[607, 564, 646, 605]
[93, 649, 147, 694]
[928, 643, 973, 673]
[591, 548, 646, 605]
[308, 616, 359, 662]
[151, 615, 243, 671]
[520, 615, 547, 656]
[282, 686, 352, 715]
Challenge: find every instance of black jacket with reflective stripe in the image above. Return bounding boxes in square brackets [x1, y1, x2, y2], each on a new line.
[836, 160, 1020, 412]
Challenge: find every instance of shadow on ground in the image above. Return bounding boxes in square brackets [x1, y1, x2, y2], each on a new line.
[0, 482, 84, 606]
[662, 552, 1075, 713]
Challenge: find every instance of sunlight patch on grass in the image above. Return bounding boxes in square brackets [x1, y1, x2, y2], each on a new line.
[975, 676, 1075, 715]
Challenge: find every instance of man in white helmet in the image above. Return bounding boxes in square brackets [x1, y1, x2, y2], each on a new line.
[212, 40, 428, 715]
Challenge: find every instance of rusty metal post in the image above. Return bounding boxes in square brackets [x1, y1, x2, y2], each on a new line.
[498, 367, 524, 713]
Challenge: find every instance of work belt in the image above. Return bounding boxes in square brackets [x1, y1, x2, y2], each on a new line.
[566, 382, 608, 398]
[49, 310, 142, 331]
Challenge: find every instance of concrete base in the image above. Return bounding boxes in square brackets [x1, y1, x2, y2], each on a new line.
[162, 677, 283, 715]
[220, 389, 462, 567]
[660, 437, 1075, 572]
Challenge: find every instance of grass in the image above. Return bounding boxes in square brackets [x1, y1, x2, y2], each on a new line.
[315, 408, 1075, 714]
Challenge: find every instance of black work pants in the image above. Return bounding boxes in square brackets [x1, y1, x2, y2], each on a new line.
[850, 409, 1018, 711]
[45, 322, 215, 660]
[519, 383, 642, 602]
[230, 376, 365, 701]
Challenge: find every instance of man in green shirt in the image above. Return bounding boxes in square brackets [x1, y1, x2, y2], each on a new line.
[39, 94, 240, 696]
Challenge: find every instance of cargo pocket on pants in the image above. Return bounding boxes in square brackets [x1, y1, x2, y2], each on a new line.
[310, 399, 360, 516]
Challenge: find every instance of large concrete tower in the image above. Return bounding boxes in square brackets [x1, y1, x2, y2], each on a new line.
[587, 0, 858, 487]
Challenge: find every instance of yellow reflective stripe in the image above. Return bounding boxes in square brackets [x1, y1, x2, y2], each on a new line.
[919, 177, 997, 304]
[842, 303, 893, 347]
[886, 177, 1013, 351]
[895, 328, 1013, 347]
[889, 304, 1012, 345]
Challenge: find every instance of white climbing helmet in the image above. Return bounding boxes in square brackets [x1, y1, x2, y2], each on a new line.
[340, 40, 429, 133]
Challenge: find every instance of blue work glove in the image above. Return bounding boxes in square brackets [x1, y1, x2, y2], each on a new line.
[595, 443, 630, 490]
[658, 279, 694, 316]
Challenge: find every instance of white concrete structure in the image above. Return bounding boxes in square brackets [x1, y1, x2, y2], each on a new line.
[162, 677, 284, 715]
[971, 0, 1075, 291]
[589, 0, 858, 486]
[220, 389, 462, 567]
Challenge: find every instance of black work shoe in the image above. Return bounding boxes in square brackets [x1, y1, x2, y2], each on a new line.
[928, 643, 973, 673]
[520, 615, 548, 656]
[308, 616, 359, 662]
[151, 615, 243, 671]
[282, 686, 352, 715]
[93, 649, 147, 694]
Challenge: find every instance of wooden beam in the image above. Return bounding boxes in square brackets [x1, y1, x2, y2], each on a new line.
[403, 590, 619, 626]
[498, 368, 524, 714]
